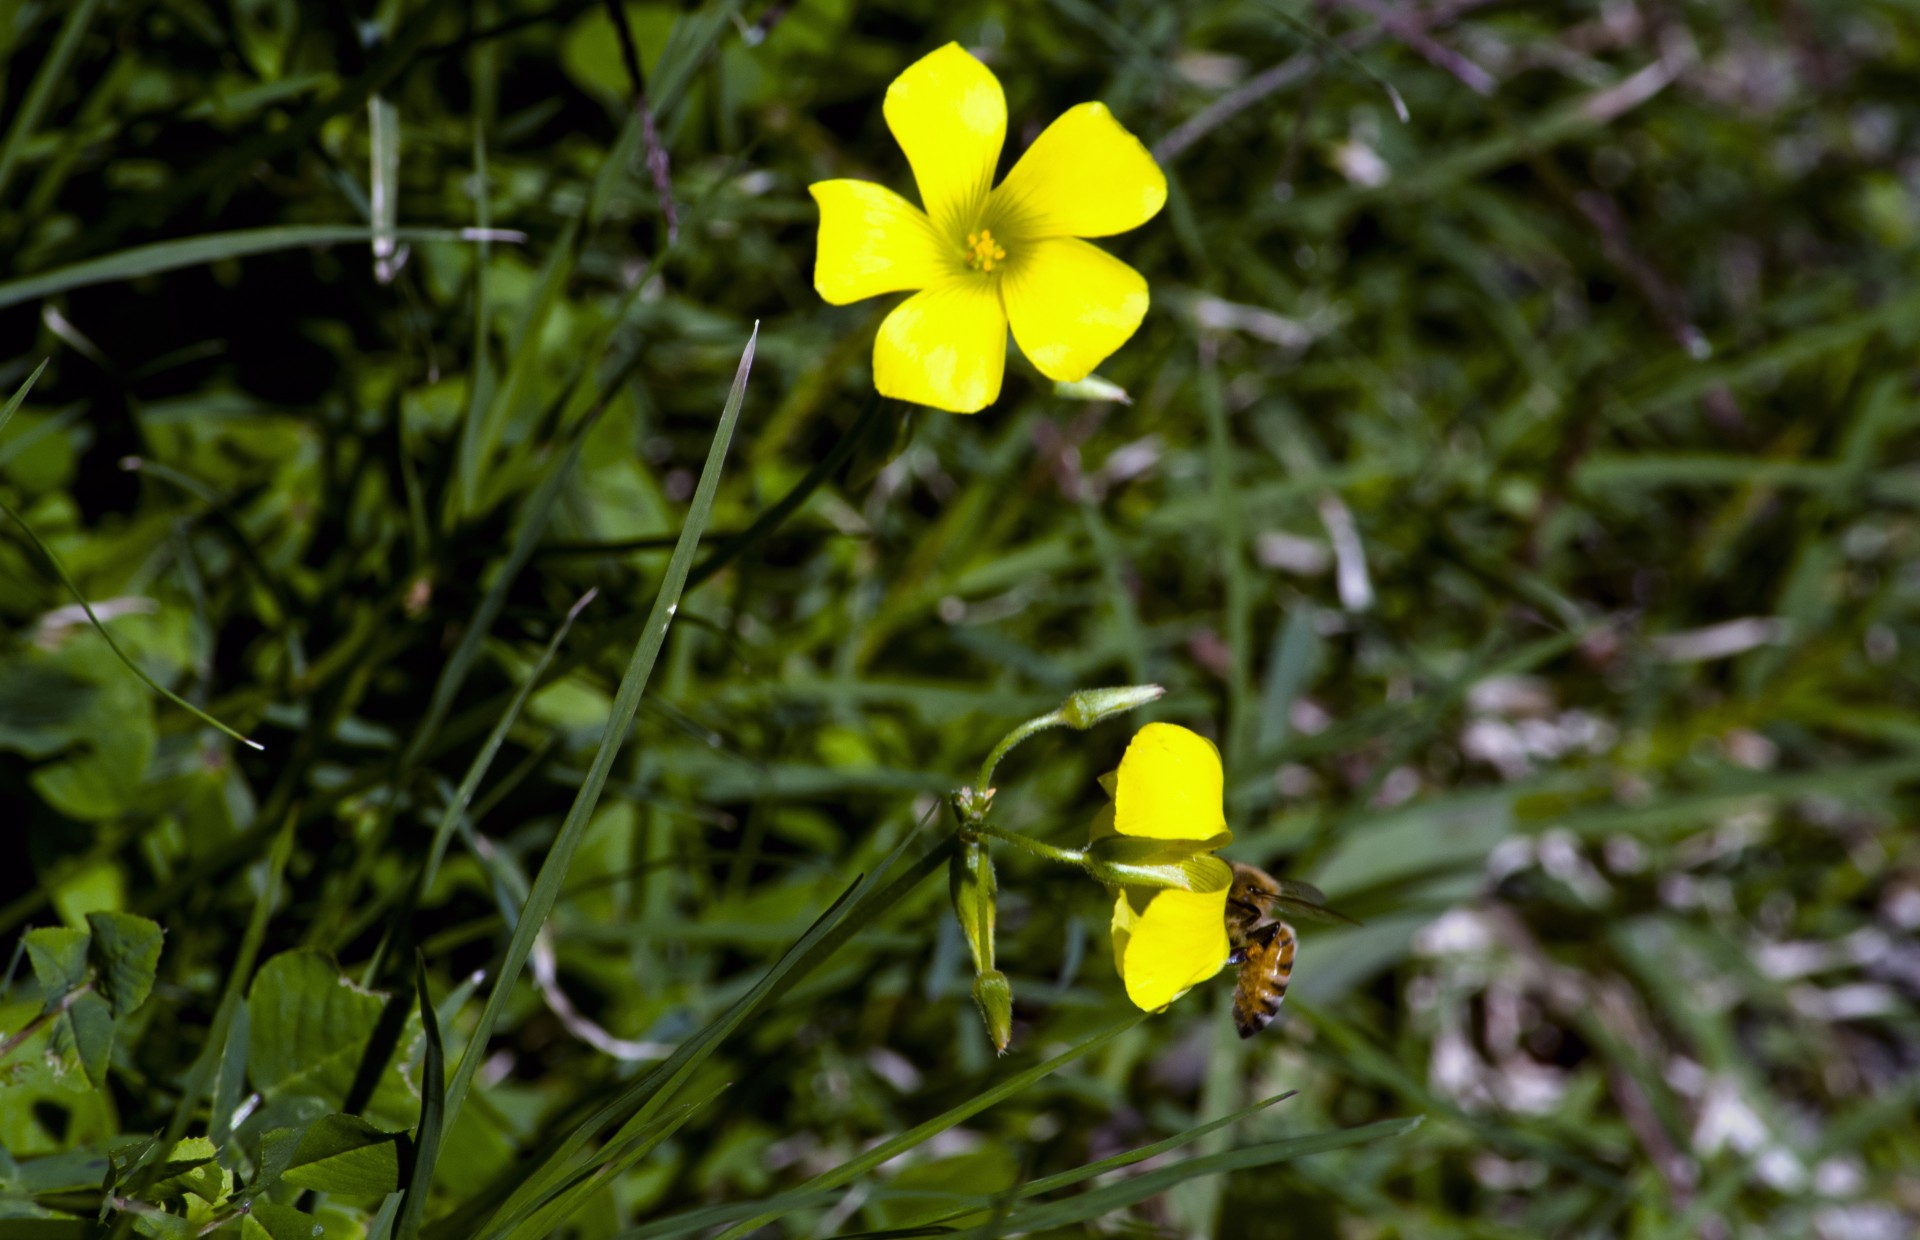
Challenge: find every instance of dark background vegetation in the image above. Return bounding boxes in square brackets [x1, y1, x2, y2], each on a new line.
[4, 1, 1920, 1236]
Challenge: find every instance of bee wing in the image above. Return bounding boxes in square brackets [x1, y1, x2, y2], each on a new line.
[1236, 878, 1363, 927]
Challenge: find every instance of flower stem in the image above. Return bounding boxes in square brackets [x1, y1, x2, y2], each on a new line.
[973, 709, 1069, 795]
[975, 821, 1087, 868]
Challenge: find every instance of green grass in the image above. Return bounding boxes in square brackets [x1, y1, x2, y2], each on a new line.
[4, 2, 1920, 1238]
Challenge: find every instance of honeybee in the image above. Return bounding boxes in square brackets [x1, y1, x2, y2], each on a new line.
[1223, 862, 1357, 1038]
[1225, 862, 1296, 1038]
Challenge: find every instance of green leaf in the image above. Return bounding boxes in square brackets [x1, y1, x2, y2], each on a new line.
[84, 911, 164, 1016]
[0, 493, 262, 751]
[243, 1201, 332, 1240]
[250, 1126, 307, 1198]
[141, 1137, 222, 1200]
[0, 661, 96, 759]
[247, 950, 421, 1129]
[23, 927, 89, 1001]
[281, 1113, 410, 1198]
[131, 1212, 196, 1239]
[56, 990, 114, 1087]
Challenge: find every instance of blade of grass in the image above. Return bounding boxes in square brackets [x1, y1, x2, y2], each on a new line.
[439, 323, 757, 1140]
[987, 1116, 1423, 1234]
[711, 1012, 1150, 1240]
[393, 952, 446, 1240]
[0, 358, 50, 438]
[499, 1093, 717, 1240]
[423, 588, 597, 890]
[873, 1091, 1300, 1233]
[0, 225, 522, 312]
[471, 806, 947, 1240]
[686, 389, 885, 590]
[0, 0, 107, 202]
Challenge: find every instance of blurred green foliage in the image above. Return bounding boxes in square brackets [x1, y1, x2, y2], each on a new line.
[4, 0, 1920, 1237]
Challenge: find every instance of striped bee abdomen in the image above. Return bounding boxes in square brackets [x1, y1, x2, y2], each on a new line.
[1230, 920, 1296, 1039]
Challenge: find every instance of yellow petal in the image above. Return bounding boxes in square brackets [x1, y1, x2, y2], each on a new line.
[873, 280, 1006, 413]
[1110, 886, 1230, 1011]
[809, 180, 946, 305]
[991, 102, 1166, 239]
[1114, 723, 1227, 841]
[884, 43, 1006, 240]
[1003, 238, 1148, 382]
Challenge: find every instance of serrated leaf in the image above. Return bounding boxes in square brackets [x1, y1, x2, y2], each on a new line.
[280, 1113, 410, 1198]
[247, 950, 420, 1129]
[24, 926, 89, 1002]
[85, 911, 164, 1017]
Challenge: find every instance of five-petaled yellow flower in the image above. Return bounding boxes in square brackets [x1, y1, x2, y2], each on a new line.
[1093, 723, 1232, 1011]
[809, 43, 1167, 414]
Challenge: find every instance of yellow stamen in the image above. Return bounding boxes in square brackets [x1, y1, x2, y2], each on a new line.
[964, 229, 1008, 273]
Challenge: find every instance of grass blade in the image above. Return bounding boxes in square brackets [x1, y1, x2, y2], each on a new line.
[0, 358, 50, 439]
[394, 952, 446, 1240]
[990, 1116, 1423, 1234]
[439, 323, 757, 1140]
[711, 1012, 1149, 1240]
[423, 589, 597, 891]
[0, 225, 521, 312]
[0, 0, 107, 202]
[471, 808, 944, 1240]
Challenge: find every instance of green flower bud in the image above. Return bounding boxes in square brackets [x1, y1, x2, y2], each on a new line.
[1059, 684, 1164, 731]
[949, 838, 997, 975]
[972, 969, 1014, 1054]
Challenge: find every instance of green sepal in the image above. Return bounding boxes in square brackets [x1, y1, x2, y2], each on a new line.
[1086, 838, 1233, 893]
[1058, 684, 1163, 730]
[971, 969, 1013, 1055]
[949, 838, 997, 975]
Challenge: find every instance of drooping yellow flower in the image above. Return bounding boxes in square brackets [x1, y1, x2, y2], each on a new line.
[809, 43, 1167, 414]
[1093, 723, 1233, 1011]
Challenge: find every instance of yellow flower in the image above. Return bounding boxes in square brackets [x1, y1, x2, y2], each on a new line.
[809, 43, 1167, 414]
[1093, 723, 1232, 1011]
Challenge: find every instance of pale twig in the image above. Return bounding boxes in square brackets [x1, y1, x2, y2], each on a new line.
[529, 931, 676, 1062]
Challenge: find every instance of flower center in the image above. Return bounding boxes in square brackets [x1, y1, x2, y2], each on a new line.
[963, 229, 1007, 274]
